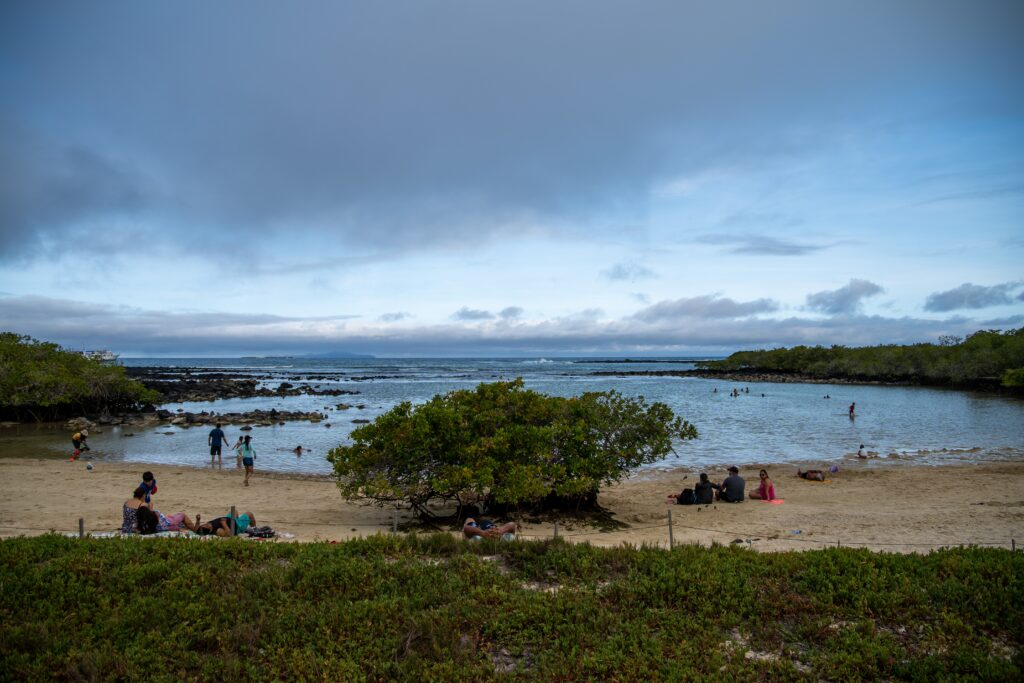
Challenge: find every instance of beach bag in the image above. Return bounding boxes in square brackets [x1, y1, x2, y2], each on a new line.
[677, 489, 696, 505]
[246, 526, 276, 538]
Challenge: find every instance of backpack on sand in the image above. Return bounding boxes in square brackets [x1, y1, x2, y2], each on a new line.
[677, 489, 697, 505]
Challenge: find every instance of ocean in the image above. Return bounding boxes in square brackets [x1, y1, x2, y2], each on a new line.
[3, 357, 1023, 475]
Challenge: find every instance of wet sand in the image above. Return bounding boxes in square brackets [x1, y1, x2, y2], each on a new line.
[1, 457, 1022, 552]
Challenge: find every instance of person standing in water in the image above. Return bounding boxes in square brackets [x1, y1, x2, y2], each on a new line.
[208, 423, 229, 467]
[239, 435, 256, 486]
[848, 402, 856, 418]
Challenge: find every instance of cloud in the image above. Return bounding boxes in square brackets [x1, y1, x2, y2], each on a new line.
[0, 119, 155, 258]
[924, 282, 1023, 312]
[633, 295, 778, 323]
[631, 292, 650, 304]
[452, 307, 494, 321]
[499, 306, 523, 320]
[1, 294, 1015, 357]
[697, 233, 830, 256]
[379, 312, 412, 322]
[602, 262, 657, 282]
[805, 279, 884, 315]
[4, 2, 1019, 263]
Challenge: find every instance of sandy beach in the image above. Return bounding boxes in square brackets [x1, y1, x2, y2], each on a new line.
[1, 457, 1022, 552]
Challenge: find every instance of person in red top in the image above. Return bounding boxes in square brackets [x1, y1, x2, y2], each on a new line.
[749, 469, 776, 500]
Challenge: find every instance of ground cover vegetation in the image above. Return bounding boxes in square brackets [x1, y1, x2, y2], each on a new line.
[0, 333, 161, 421]
[328, 379, 697, 517]
[0, 535, 1020, 680]
[700, 328, 1024, 390]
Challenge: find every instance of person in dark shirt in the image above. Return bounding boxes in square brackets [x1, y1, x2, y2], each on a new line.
[694, 473, 717, 504]
[208, 423, 229, 467]
[717, 466, 745, 502]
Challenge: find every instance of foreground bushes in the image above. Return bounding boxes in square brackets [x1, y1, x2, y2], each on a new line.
[1, 535, 1020, 680]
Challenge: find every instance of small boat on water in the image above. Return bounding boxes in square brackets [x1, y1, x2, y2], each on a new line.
[83, 349, 120, 364]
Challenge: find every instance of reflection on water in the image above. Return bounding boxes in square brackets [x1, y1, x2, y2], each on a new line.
[2, 357, 1022, 474]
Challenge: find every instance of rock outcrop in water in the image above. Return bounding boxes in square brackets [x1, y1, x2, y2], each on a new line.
[125, 367, 360, 402]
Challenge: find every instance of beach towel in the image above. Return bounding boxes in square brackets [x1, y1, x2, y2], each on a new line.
[763, 499, 785, 504]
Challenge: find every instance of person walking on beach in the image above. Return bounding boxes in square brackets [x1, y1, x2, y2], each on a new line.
[239, 435, 256, 486]
[208, 423, 229, 467]
[232, 435, 244, 468]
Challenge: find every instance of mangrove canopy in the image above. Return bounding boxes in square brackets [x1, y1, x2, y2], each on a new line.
[327, 379, 697, 516]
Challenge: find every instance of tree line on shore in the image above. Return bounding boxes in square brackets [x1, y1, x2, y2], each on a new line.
[0, 333, 160, 422]
[699, 328, 1024, 389]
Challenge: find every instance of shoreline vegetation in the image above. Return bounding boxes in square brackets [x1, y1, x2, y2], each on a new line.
[591, 328, 1024, 393]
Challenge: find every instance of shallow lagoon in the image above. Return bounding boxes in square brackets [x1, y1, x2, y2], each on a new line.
[2, 357, 1022, 474]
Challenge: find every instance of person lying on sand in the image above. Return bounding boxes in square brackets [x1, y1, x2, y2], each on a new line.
[462, 517, 517, 541]
[797, 469, 826, 481]
[135, 506, 198, 534]
[195, 511, 257, 537]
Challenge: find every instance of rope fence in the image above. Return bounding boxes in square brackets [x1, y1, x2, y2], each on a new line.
[0, 511, 1018, 552]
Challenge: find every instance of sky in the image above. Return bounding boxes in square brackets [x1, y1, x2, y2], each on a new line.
[1, 0, 1022, 357]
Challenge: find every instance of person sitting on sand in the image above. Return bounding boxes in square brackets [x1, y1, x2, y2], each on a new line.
[195, 511, 257, 537]
[857, 444, 866, 458]
[797, 469, 826, 481]
[694, 473, 717, 504]
[121, 486, 151, 533]
[716, 466, 745, 502]
[749, 469, 776, 500]
[462, 517, 517, 541]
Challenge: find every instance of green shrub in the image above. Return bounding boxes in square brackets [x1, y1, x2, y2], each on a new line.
[328, 379, 697, 515]
[1, 536, 1020, 681]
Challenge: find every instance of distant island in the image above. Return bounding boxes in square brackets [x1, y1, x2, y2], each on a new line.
[241, 352, 377, 360]
[302, 351, 376, 360]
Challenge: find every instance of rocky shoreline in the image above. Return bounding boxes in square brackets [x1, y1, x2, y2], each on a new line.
[126, 366, 361, 402]
[63, 402, 369, 435]
[589, 369, 909, 385]
[589, 368, 1011, 390]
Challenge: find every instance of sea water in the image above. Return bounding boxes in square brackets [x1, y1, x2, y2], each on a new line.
[2, 357, 1022, 474]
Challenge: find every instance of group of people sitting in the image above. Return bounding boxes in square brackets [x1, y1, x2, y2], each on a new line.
[120, 470, 257, 536]
[668, 466, 777, 504]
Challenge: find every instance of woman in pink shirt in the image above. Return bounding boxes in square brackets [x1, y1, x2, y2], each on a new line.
[749, 469, 776, 500]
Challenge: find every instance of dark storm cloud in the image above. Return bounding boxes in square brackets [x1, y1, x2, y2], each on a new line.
[602, 262, 657, 282]
[696, 233, 830, 256]
[923, 282, 1023, 312]
[0, 119, 154, 256]
[633, 295, 779, 322]
[805, 279, 884, 315]
[3, 1, 1021, 261]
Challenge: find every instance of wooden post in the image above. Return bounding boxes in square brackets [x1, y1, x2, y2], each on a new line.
[553, 520, 559, 540]
[667, 509, 674, 549]
[837, 539, 841, 548]
[1013, 538, 1016, 551]
[79, 518, 85, 539]
[392, 509, 397, 533]
[230, 505, 237, 535]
